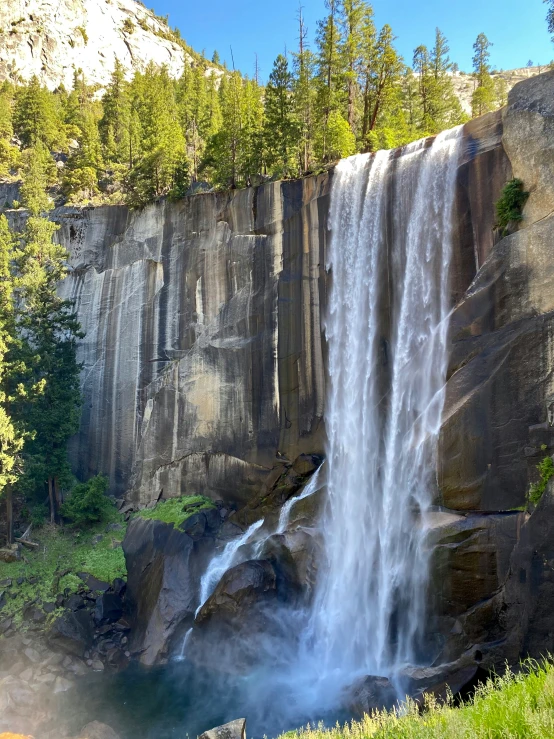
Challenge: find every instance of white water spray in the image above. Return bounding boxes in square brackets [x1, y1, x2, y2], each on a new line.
[277, 464, 325, 534]
[304, 128, 463, 686]
[196, 519, 265, 614]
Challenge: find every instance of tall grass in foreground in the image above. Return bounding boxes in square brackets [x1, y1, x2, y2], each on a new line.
[280, 661, 554, 739]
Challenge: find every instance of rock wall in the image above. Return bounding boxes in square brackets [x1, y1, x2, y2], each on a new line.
[58, 176, 329, 503]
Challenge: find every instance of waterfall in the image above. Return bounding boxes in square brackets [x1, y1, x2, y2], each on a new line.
[196, 519, 265, 614]
[277, 464, 325, 534]
[306, 127, 463, 684]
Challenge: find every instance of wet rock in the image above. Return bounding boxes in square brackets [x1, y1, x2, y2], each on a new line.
[91, 659, 104, 671]
[54, 675, 74, 693]
[199, 718, 246, 739]
[76, 721, 121, 739]
[348, 675, 397, 717]
[123, 516, 212, 665]
[400, 656, 480, 703]
[195, 560, 277, 627]
[65, 593, 86, 611]
[112, 578, 127, 598]
[292, 453, 323, 477]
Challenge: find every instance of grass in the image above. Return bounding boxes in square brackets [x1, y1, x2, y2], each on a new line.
[0, 511, 127, 628]
[280, 662, 554, 739]
[136, 495, 215, 531]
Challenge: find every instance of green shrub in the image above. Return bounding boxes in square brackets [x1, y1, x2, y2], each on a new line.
[122, 18, 135, 34]
[495, 178, 530, 236]
[60, 475, 112, 526]
[529, 456, 554, 506]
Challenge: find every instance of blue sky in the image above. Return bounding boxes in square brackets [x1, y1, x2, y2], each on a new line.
[150, 0, 552, 81]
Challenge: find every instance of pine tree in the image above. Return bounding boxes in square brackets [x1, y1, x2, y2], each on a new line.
[315, 0, 343, 161]
[339, 0, 366, 131]
[471, 33, 495, 117]
[241, 77, 264, 184]
[0, 217, 24, 543]
[127, 64, 187, 205]
[428, 29, 465, 130]
[13, 76, 63, 149]
[362, 24, 404, 148]
[264, 55, 300, 177]
[99, 58, 132, 168]
[20, 143, 55, 215]
[413, 45, 432, 131]
[292, 5, 316, 172]
[13, 211, 82, 523]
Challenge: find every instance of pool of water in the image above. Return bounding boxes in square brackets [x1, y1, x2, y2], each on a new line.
[56, 660, 348, 739]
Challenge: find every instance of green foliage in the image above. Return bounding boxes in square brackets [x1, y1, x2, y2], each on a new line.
[279, 661, 554, 739]
[263, 55, 300, 177]
[0, 514, 127, 626]
[137, 495, 216, 530]
[529, 456, 554, 506]
[495, 178, 530, 235]
[60, 475, 111, 526]
[0, 4, 507, 203]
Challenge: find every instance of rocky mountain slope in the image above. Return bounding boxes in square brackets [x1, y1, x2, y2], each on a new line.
[0, 0, 221, 90]
[452, 65, 546, 114]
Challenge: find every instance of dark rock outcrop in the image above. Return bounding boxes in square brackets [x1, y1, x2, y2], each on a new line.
[123, 516, 213, 665]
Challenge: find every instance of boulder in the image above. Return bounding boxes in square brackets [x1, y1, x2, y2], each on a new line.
[48, 609, 94, 658]
[195, 560, 277, 626]
[76, 722, 121, 739]
[199, 718, 246, 739]
[347, 675, 397, 717]
[94, 592, 123, 625]
[400, 657, 480, 703]
[123, 516, 213, 665]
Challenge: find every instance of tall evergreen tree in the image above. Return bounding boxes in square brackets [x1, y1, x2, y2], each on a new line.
[339, 0, 366, 131]
[0, 217, 24, 543]
[264, 55, 300, 177]
[315, 0, 343, 160]
[99, 59, 132, 168]
[471, 33, 495, 116]
[293, 4, 316, 172]
[13, 76, 63, 149]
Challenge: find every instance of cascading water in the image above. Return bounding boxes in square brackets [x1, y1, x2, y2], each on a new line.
[304, 126, 463, 690]
[196, 519, 265, 614]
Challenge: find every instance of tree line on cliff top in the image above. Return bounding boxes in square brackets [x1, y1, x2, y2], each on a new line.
[0, 1, 512, 206]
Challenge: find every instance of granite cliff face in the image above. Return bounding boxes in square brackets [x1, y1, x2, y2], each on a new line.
[58, 176, 329, 504]
[0, 0, 221, 91]
[52, 72, 554, 673]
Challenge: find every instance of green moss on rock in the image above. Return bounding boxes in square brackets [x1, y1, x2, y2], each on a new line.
[136, 495, 216, 531]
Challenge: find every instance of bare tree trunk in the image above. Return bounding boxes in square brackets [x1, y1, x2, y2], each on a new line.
[6, 487, 13, 545]
[48, 477, 55, 524]
[54, 477, 62, 518]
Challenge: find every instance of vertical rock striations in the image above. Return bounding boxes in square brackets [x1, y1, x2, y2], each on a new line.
[58, 177, 329, 503]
